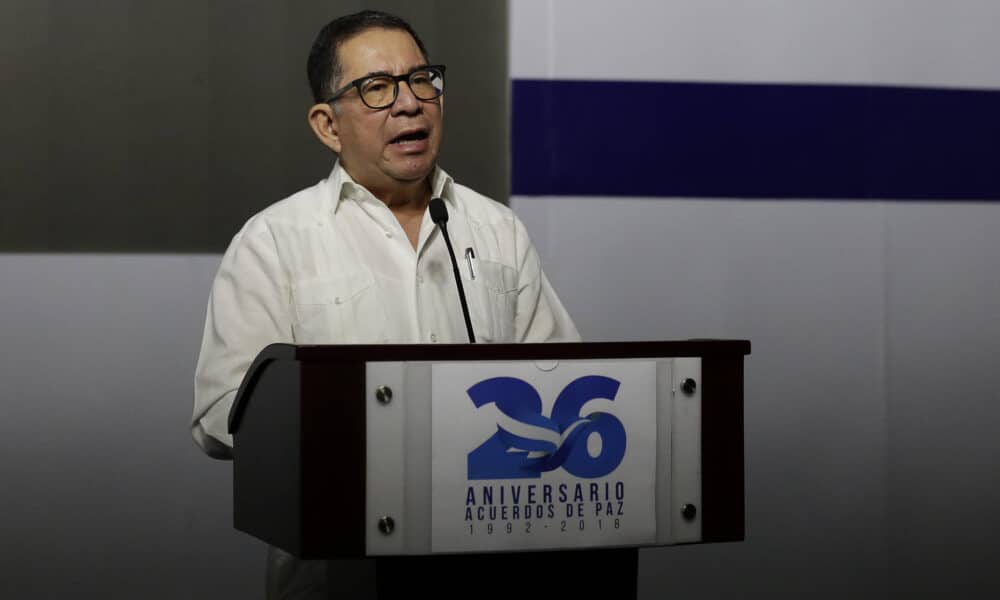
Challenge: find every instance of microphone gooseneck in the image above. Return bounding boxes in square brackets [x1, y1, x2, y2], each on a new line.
[429, 197, 476, 344]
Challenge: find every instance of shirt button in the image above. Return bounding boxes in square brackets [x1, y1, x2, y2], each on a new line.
[416, 275, 424, 285]
[430, 333, 438, 343]
[334, 297, 342, 305]
[384, 231, 393, 239]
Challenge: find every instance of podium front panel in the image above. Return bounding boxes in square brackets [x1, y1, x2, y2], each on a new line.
[364, 358, 702, 556]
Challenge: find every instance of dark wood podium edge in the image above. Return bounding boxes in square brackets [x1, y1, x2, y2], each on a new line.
[702, 354, 746, 543]
[292, 339, 751, 362]
[230, 339, 750, 555]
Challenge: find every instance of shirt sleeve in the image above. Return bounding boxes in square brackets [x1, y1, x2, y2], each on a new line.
[511, 214, 582, 343]
[192, 218, 293, 458]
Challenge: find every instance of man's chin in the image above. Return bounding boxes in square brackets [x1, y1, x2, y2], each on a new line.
[385, 157, 436, 183]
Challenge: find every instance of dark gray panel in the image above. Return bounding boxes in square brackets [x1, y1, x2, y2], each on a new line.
[3, 0, 507, 252]
[2, 1, 52, 244]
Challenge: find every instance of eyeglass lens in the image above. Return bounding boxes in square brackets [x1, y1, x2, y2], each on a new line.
[360, 68, 444, 108]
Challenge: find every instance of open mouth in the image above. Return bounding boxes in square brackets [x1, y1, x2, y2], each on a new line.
[390, 130, 429, 144]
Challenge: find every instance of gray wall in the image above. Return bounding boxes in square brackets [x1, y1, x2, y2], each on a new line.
[2, 0, 508, 252]
[0, 255, 251, 598]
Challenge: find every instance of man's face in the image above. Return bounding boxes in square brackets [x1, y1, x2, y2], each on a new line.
[330, 28, 443, 193]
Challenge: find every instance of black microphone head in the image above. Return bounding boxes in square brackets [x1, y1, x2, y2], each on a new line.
[429, 197, 448, 225]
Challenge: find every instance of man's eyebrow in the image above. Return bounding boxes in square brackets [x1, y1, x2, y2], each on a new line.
[358, 70, 392, 80]
[357, 64, 432, 80]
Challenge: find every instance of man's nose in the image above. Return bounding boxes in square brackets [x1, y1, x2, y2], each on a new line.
[391, 80, 421, 114]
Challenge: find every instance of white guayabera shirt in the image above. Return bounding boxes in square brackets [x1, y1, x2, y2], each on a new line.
[192, 162, 580, 457]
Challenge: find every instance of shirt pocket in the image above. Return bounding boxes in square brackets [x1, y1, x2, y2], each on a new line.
[467, 259, 518, 343]
[290, 271, 383, 344]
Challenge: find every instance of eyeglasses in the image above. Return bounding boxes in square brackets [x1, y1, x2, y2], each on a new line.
[325, 65, 446, 109]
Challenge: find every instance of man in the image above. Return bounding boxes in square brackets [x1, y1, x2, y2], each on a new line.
[192, 10, 579, 599]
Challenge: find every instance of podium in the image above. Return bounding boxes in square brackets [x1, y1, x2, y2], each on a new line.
[229, 340, 749, 598]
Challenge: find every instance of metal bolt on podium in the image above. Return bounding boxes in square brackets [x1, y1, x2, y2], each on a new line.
[682, 504, 698, 521]
[378, 516, 396, 535]
[681, 378, 697, 396]
[375, 385, 393, 405]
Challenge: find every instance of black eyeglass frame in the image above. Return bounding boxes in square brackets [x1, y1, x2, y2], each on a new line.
[324, 64, 447, 109]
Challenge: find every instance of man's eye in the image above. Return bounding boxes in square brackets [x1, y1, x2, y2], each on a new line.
[411, 74, 430, 85]
[365, 80, 390, 92]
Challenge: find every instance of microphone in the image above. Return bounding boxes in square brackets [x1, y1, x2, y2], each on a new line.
[429, 197, 476, 343]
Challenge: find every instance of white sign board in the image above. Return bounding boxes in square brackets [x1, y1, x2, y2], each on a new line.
[431, 360, 658, 553]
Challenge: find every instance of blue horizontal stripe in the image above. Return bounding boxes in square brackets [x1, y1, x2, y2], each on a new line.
[511, 79, 1000, 199]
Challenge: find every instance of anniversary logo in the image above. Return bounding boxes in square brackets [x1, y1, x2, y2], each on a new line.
[431, 361, 658, 553]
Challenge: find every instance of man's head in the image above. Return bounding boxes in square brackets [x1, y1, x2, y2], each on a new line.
[306, 11, 443, 198]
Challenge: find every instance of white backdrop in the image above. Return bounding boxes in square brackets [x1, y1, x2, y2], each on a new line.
[510, 1, 1000, 598]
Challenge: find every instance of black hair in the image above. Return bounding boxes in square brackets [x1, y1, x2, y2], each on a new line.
[307, 10, 430, 103]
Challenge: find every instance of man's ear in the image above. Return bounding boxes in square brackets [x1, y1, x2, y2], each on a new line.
[308, 103, 342, 153]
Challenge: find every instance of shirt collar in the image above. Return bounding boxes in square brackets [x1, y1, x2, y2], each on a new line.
[327, 161, 456, 214]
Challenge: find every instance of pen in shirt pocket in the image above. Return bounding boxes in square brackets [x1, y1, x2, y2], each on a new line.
[464, 247, 477, 280]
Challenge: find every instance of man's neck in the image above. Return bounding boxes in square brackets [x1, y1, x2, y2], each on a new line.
[379, 180, 431, 214]
[342, 165, 433, 214]
[374, 179, 431, 250]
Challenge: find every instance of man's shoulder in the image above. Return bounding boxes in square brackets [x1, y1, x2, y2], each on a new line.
[257, 179, 330, 224]
[235, 179, 330, 240]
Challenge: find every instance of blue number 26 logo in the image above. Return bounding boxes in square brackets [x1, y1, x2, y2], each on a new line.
[467, 375, 627, 480]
